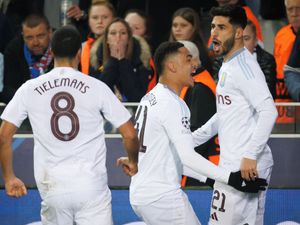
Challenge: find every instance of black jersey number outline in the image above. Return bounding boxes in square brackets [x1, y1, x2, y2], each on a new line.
[50, 92, 80, 141]
[134, 105, 148, 153]
[211, 189, 226, 212]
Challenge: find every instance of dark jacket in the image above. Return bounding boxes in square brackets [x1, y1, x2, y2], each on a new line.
[256, 45, 277, 99]
[90, 37, 151, 102]
[1, 35, 53, 103]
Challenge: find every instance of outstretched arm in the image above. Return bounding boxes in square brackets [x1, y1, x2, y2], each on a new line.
[0, 121, 27, 197]
[192, 113, 219, 147]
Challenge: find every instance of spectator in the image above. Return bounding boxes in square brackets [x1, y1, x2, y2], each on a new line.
[124, 9, 157, 92]
[274, 0, 300, 128]
[1, 0, 91, 45]
[2, 14, 53, 104]
[243, 20, 277, 98]
[169, 7, 213, 74]
[284, 30, 300, 101]
[110, 0, 215, 51]
[178, 40, 220, 186]
[124, 8, 152, 47]
[90, 18, 151, 102]
[81, 1, 116, 74]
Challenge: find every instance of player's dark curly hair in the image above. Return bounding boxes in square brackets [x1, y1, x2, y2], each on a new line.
[210, 5, 247, 29]
[154, 41, 184, 76]
[51, 25, 81, 58]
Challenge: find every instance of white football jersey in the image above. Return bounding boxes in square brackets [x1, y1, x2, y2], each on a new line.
[1, 67, 131, 198]
[216, 48, 274, 171]
[130, 83, 229, 205]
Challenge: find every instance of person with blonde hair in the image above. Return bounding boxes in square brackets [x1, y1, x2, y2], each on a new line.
[81, 1, 116, 74]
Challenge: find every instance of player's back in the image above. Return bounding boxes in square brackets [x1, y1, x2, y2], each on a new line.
[130, 83, 189, 205]
[7, 67, 130, 197]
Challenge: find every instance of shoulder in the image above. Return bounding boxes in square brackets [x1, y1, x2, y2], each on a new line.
[234, 50, 261, 79]
[147, 85, 182, 111]
[133, 36, 151, 69]
[275, 24, 294, 40]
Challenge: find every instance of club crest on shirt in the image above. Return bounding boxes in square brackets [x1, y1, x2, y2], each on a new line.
[181, 117, 190, 129]
[220, 72, 227, 87]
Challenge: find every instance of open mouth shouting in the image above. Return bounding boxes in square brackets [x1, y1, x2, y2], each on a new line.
[212, 38, 222, 54]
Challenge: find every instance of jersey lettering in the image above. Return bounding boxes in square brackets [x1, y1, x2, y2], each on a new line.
[217, 94, 232, 105]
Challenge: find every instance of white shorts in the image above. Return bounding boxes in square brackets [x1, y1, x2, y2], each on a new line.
[41, 187, 113, 225]
[131, 189, 201, 225]
[208, 167, 272, 225]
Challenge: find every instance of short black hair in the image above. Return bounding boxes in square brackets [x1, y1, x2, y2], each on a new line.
[210, 5, 247, 29]
[154, 41, 184, 76]
[51, 25, 81, 58]
[22, 14, 50, 30]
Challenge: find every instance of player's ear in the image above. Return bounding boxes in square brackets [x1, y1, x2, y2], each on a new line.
[235, 27, 244, 40]
[166, 60, 177, 73]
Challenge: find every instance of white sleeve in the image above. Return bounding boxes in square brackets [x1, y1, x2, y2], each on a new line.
[192, 113, 219, 147]
[243, 97, 278, 159]
[0, 83, 28, 127]
[183, 166, 207, 183]
[99, 83, 132, 128]
[161, 101, 230, 184]
[235, 58, 277, 159]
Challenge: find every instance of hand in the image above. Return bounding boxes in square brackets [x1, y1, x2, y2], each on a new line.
[240, 157, 257, 181]
[67, 5, 84, 21]
[5, 177, 27, 198]
[228, 171, 268, 193]
[116, 157, 138, 176]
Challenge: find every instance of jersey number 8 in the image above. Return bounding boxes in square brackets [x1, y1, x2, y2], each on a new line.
[50, 92, 80, 141]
